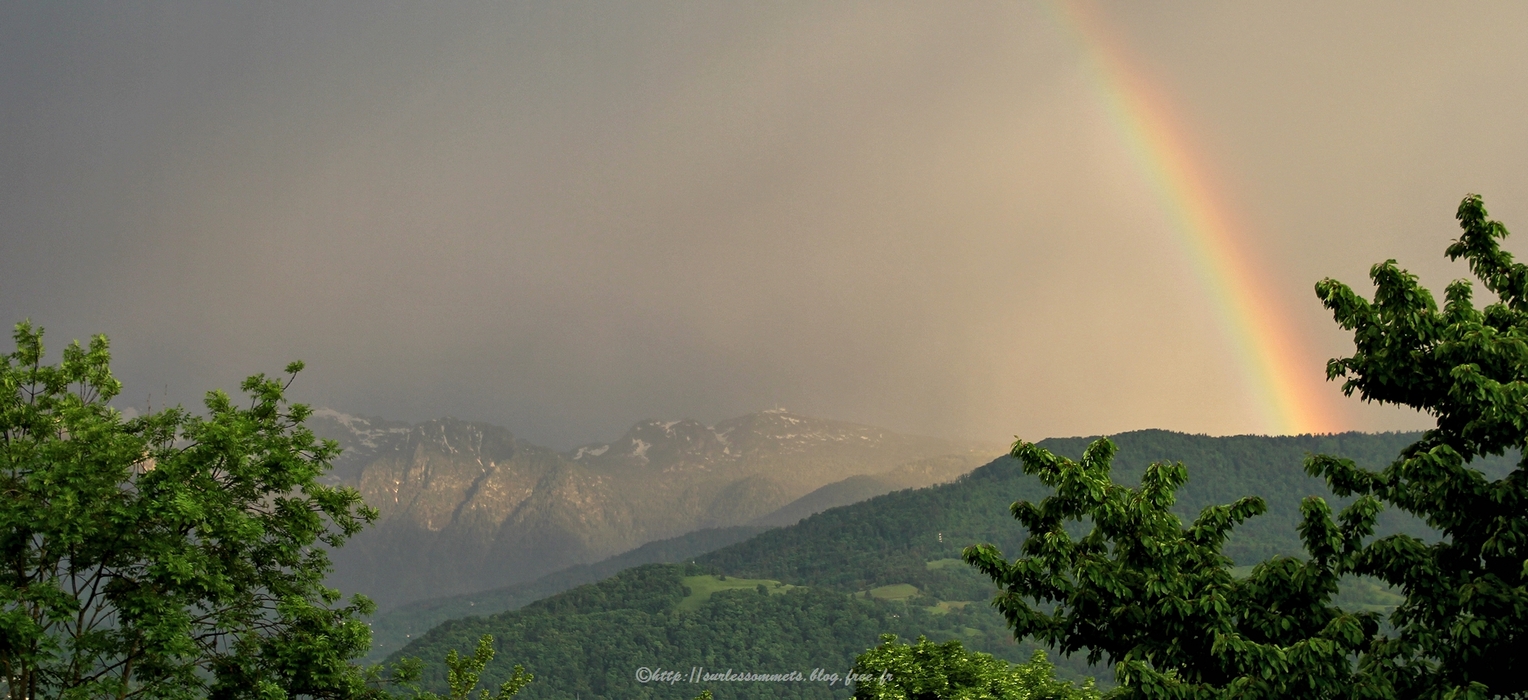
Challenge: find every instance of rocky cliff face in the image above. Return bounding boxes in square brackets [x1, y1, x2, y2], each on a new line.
[311, 409, 1000, 611]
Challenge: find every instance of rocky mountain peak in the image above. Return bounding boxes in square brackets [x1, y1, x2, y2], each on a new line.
[570, 417, 727, 471]
[565, 409, 914, 471]
[315, 406, 1003, 611]
[404, 417, 517, 466]
[309, 409, 412, 484]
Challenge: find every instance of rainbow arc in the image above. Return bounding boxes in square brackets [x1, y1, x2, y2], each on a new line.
[1046, 1, 1339, 435]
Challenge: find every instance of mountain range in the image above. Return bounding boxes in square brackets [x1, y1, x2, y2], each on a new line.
[309, 409, 1002, 611]
[389, 429, 1516, 698]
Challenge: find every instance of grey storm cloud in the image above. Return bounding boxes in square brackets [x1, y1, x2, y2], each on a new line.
[3, 1, 1527, 448]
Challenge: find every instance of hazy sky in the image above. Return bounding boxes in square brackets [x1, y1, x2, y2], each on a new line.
[4, 2, 1528, 449]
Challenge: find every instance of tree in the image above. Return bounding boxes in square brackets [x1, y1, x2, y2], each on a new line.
[965, 437, 1381, 697]
[0, 322, 381, 698]
[851, 634, 1102, 700]
[1309, 194, 1528, 697]
[392, 635, 530, 700]
[963, 195, 1528, 698]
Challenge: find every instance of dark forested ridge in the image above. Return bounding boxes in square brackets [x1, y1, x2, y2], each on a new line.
[366, 526, 771, 662]
[390, 429, 1515, 698]
[749, 453, 992, 527]
[703, 429, 1478, 591]
[392, 563, 1023, 700]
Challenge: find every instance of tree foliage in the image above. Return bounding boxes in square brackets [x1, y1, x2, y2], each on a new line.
[964, 438, 1379, 698]
[0, 322, 380, 699]
[964, 195, 1528, 698]
[851, 634, 1100, 700]
[1310, 194, 1528, 697]
[396, 635, 530, 700]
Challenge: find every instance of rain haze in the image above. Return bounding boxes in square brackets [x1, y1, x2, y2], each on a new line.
[4, 2, 1527, 449]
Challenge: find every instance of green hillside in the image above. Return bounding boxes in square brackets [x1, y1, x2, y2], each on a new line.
[391, 563, 1022, 700]
[389, 429, 1515, 698]
[365, 525, 771, 662]
[701, 430, 1461, 593]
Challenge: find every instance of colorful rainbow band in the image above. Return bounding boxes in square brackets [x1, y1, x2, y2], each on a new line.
[1044, 1, 1337, 435]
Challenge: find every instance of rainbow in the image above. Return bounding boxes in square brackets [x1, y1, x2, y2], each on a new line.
[1043, 1, 1340, 435]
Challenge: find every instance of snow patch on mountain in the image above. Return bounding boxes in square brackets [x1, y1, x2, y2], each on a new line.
[312, 408, 411, 449]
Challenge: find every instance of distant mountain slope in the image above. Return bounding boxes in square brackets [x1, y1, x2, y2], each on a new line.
[390, 429, 1517, 698]
[310, 409, 412, 485]
[750, 453, 989, 527]
[310, 409, 1002, 610]
[363, 525, 770, 662]
[705, 430, 1469, 590]
[320, 417, 633, 610]
[364, 453, 990, 661]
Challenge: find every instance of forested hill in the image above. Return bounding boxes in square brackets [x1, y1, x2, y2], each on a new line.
[365, 525, 770, 662]
[392, 429, 1514, 698]
[701, 429, 1459, 590]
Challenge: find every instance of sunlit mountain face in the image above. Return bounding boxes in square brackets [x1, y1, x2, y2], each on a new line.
[310, 409, 1001, 610]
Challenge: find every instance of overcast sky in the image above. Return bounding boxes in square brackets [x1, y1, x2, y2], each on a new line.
[4, 2, 1527, 449]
